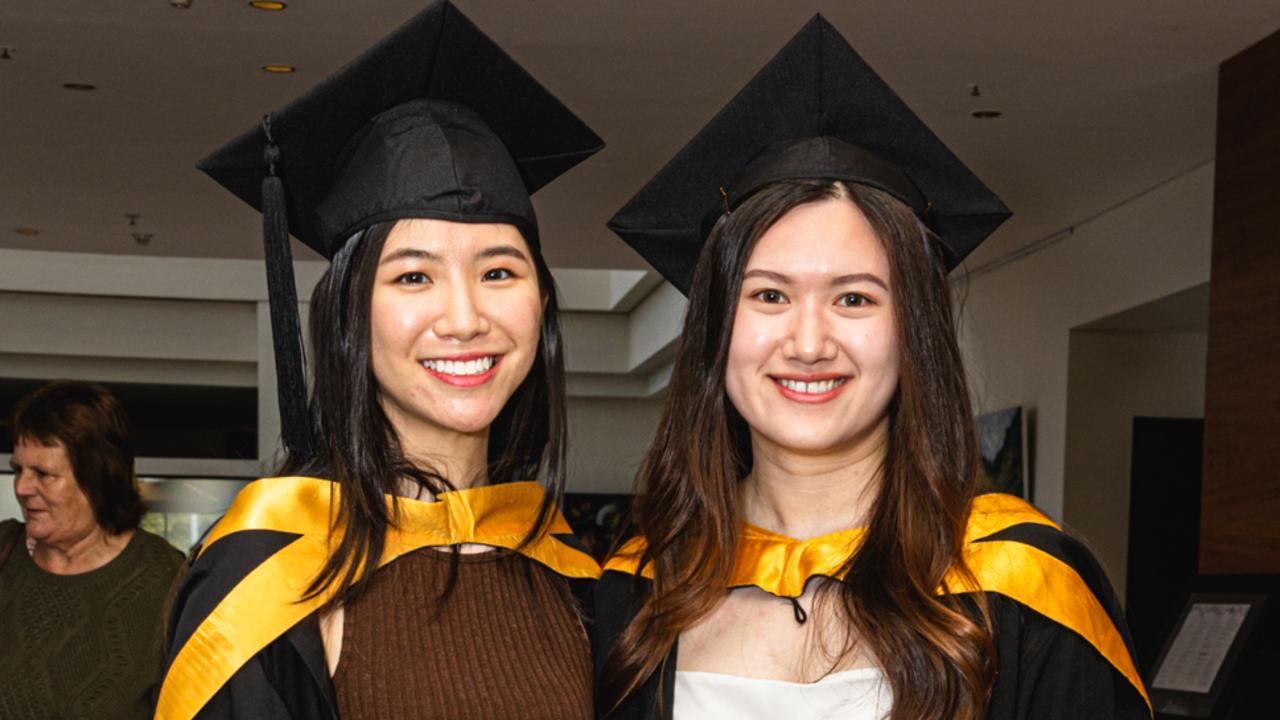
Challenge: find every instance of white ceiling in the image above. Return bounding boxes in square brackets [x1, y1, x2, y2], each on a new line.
[2, 0, 1278, 272]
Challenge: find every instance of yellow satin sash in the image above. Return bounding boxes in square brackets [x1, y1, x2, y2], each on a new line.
[604, 493, 1150, 712]
[157, 476, 600, 720]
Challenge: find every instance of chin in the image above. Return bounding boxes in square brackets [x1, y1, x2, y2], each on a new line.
[756, 416, 877, 455]
[752, 422, 830, 451]
[23, 523, 51, 541]
[440, 417, 498, 435]
[433, 405, 505, 434]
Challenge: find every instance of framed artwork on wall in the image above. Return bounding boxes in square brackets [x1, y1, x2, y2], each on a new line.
[976, 406, 1031, 500]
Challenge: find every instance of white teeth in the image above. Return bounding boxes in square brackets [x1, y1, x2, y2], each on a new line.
[422, 356, 496, 376]
[777, 378, 845, 394]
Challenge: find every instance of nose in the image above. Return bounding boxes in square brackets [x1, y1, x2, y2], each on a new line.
[13, 469, 36, 499]
[431, 279, 491, 342]
[783, 302, 838, 364]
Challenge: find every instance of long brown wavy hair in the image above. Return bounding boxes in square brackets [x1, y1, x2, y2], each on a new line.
[602, 180, 995, 719]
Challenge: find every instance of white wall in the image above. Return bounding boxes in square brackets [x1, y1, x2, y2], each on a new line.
[959, 163, 1214, 523]
[0, 475, 19, 523]
[1063, 330, 1208, 600]
[0, 292, 257, 364]
[0, 251, 675, 485]
[565, 396, 665, 494]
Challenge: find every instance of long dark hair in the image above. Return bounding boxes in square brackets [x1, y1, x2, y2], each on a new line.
[602, 180, 994, 719]
[282, 220, 568, 608]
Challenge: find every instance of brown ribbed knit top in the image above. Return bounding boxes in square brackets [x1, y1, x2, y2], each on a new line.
[333, 547, 592, 720]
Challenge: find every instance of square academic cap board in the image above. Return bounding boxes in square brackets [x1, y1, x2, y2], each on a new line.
[607, 14, 1010, 294]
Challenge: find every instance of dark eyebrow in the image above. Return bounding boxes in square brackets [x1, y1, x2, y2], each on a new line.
[742, 269, 791, 284]
[379, 247, 442, 265]
[832, 273, 889, 291]
[476, 245, 530, 263]
[743, 269, 889, 291]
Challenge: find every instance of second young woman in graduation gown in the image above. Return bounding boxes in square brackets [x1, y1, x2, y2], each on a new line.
[595, 15, 1150, 720]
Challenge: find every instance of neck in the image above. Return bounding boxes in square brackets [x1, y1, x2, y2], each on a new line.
[740, 420, 889, 540]
[386, 410, 491, 494]
[32, 526, 133, 575]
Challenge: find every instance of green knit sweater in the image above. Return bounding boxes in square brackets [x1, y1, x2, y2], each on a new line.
[0, 520, 184, 720]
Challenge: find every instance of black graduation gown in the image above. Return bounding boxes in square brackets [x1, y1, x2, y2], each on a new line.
[157, 476, 600, 719]
[592, 493, 1152, 719]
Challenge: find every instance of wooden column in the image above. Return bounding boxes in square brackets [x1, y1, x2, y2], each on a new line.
[1200, 28, 1280, 574]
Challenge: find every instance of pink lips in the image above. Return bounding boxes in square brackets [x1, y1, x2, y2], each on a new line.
[421, 353, 501, 388]
[770, 374, 849, 404]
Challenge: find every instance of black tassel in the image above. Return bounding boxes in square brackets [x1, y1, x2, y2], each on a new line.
[260, 114, 313, 460]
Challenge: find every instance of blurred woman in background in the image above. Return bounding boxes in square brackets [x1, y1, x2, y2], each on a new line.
[1, 380, 183, 719]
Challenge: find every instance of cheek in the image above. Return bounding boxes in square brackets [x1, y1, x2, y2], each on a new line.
[48, 481, 86, 516]
[369, 294, 434, 384]
[498, 291, 544, 355]
[724, 310, 773, 405]
[844, 321, 900, 384]
[370, 293, 422, 348]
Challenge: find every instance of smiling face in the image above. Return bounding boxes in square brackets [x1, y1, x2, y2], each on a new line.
[11, 436, 101, 546]
[369, 218, 544, 445]
[724, 196, 900, 457]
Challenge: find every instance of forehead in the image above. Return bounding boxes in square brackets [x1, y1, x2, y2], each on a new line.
[381, 218, 529, 258]
[12, 436, 70, 467]
[745, 197, 889, 279]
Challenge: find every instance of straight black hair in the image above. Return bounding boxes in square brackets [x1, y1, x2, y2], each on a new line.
[281, 220, 568, 608]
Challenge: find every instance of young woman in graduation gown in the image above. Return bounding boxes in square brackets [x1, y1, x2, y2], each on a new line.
[156, 3, 604, 719]
[594, 15, 1151, 720]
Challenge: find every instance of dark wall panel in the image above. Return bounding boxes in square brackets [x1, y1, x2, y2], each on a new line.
[0, 378, 256, 460]
[1202, 27, 1280, 574]
[1127, 417, 1203, 676]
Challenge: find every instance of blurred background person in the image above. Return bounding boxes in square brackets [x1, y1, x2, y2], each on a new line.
[0, 380, 183, 720]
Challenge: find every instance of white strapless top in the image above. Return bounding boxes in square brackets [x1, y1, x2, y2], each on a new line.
[673, 667, 892, 719]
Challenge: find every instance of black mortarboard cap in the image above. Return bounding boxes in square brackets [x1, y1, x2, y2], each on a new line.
[199, 0, 603, 457]
[607, 14, 1010, 294]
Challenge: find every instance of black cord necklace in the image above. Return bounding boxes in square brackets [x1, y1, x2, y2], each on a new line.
[789, 596, 809, 624]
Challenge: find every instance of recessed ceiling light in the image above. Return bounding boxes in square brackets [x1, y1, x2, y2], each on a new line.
[971, 110, 1003, 119]
[14, 227, 40, 236]
[62, 82, 97, 91]
[261, 64, 296, 74]
[249, 1, 288, 10]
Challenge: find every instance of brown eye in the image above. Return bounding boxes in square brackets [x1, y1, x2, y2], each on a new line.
[483, 268, 515, 281]
[752, 289, 787, 304]
[836, 293, 872, 308]
[396, 271, 431, 285]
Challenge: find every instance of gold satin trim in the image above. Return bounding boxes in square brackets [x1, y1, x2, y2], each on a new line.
[961, 538, 1150, 711]
[157, 476, 599, 720]
[605, 492, 1056, 583]
[602, 493, 1149, 712]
